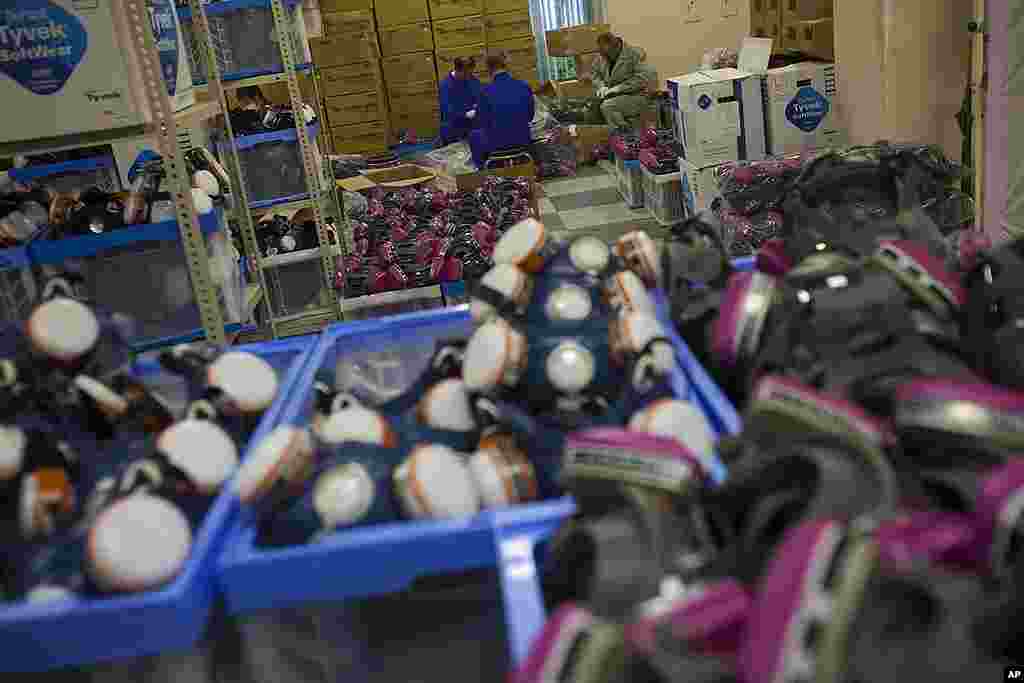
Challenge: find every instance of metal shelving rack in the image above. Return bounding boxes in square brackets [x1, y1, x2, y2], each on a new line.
[0, 0, 228, 347]
[187, 0, 348, 339]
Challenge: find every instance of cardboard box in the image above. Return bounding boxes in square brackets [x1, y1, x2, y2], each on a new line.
[485, 0, 529, 14]
[320, 0, 373, 12]
[428, 0, 483, 21]
[382, 52, 439, 84]
[760, 61, 844, 155]
[484, 10, 533, 43]
[388, 79, 440, 113]
[379, 22, 435, 56]
[390, 108, 441, 141]
[574, 52, 601, 81]
[780, 21, 799, 50]
[320, 60, 382, 97]
[489, 36, 538, 69]
[554, 80, 595, 99]
[783, 0, 833, 21]
[679, 159, 725, 215]
[331, 120, 391, 154]
[321, 9, 375, 36]
[375, 0, 429, 27]
[325, 90, 388, 126]
[667, 68, 767, 167]
[765, 0, 781, 13]
[310, 33, 381, 67]
[435, 44, 488, 78]
[570, 124, 611, 164]
[798, 18, 834, 60]
[546, 23, 610, 57]
[433, 15, 486, 49]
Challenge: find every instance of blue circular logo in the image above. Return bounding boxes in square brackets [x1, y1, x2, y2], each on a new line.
[697, 94, 713, 110]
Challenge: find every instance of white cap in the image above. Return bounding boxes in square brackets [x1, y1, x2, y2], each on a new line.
[280, 234, 297, 252]
[463, 319, 527, 392]
[569, 236, 611, 274]
[419, 379, 476, 432]
[394, 444, 480, 520]
[157, 419, 239, 494]
[28, 298, 100, 363]
[470, 264, 531, 322]
[191, 188, 214, 214]
[317, 402, 397, 447]
[236, 425, 314, 505]
[615, 231, 661, 287]
[0, 425, 27, 481]
[207, 351, 279, 415]
[545, 342, 596, 394]
[629, 399, 716, 460]
[193, 170, 220, 197]
[545, 284, 593, 322]
[606, 270, 655, 314]
[87, 494, 192, 593]
[492, 218, 546, 271]
[312, 462, 375, 530]
[468, 447, 538, 508]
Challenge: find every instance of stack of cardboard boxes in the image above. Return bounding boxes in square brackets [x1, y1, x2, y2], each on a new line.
[311, 0, 539, 153]
[751, 0, 833, 60]
[669, 41, 844, 215]
[545, 23, 609, 99]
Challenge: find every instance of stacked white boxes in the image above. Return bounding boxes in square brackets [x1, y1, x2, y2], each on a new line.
[760, 61, 844, 156]
[668, 67, 765, 218]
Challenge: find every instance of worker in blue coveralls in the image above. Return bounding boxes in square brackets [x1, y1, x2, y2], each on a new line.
[439, 57, 483, 146]
[469, 52, 535, 169]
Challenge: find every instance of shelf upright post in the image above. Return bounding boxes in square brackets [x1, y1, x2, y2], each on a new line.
[188, 0, 276, 337]
[125, 0, 226, 345]
[269, 0, 344, 326]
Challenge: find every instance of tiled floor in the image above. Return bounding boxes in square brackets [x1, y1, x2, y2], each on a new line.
[538, 162, 669, 244]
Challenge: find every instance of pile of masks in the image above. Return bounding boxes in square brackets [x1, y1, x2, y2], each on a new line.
[534, 127, 579, 179]
[703, 143, 978, 262]
[610, 128, 677, 164]
[538, 148, 1024, 681]
[1, 152, 225, 243]
[254, 208, 341, 259]
[342, 177, 536, 297]
[227, 102, 318, 138]
[238, 222, 720, 555]
[0, 281, 282, 603]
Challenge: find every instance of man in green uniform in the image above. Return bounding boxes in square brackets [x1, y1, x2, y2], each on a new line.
[588, 32, 654, 129]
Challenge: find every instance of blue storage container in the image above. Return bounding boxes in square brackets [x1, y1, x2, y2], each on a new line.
[177, 0, 311, 85]
[216, 289, 736, 616]
[218, 124, 322, 209]
[8, 155, 121, 194]
[0, 334, 318, 673]
[494, 291, 742, 668]
[28, 209, 245, 352]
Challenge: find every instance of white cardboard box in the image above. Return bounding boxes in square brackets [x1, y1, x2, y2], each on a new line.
[0, 0, 192, 145]
[667, 67, 767, 168]
[760, 61, 844, 156]
[679, 158, 725, 216]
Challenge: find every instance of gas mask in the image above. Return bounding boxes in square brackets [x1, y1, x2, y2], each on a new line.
[963, 236, 1024, 390]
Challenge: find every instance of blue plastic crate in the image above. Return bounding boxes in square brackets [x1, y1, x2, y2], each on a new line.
[8, 155, 121, 194]
[218, 124, 322, 208]
[494, 290, 745, 669]
[216, 289, 735, 616]
[0, 334, 318, 673]
[177, 0, 308, 85]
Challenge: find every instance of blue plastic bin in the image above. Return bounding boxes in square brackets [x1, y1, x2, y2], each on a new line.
[177, 0, 309, 85]
[495, 276, 748, 668]
[8, 155, 121, 194]
[0, 334, 317, 673]
[27, 209, 243, 352]
[216, 289, 736, 616]
[218, 124, 322, 209]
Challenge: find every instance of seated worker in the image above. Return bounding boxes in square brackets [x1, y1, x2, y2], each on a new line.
[439, 57, 483, 146]
[590, 32, 653, 130]
[469, 53, 535, 169]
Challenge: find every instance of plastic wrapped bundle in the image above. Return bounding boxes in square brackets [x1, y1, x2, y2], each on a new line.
[534, 128, 578, 179]
[713, 201, 785, 257]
